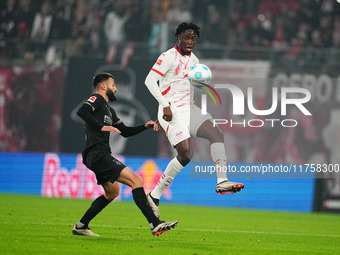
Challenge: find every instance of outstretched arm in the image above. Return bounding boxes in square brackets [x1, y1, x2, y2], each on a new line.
[114, 120, 158, 138]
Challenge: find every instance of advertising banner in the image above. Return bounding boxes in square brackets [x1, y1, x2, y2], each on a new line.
[0, 152, 314, 212]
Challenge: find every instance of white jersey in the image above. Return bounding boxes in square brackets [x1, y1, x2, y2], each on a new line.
[150, 46, 199, 110]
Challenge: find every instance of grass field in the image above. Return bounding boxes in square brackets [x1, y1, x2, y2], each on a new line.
[0, 194, 339, 255]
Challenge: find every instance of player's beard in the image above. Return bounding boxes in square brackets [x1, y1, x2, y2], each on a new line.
[107, 88, 117, 101]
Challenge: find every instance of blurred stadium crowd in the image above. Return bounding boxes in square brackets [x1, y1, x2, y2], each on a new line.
[1, 0, 340, 61]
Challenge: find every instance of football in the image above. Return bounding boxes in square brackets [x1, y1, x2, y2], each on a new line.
[188, 64, 212, 88]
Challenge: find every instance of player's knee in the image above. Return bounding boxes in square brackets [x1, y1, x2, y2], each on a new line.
[112, 187, 120, 199]
[133, 174, 143, 187]
[216, 128, 224, 141]
[105, 190, 118, 201]
[177, 152, 191, 166]
[210, 127, 224, 143]
[105, 193, 115, 202]
[104, 184, 120, 201]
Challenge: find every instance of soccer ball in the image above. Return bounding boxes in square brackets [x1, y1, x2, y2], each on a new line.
[188, 64, 212, 88]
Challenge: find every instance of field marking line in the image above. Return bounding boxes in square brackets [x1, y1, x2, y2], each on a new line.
[96, 225, 340, 238]
[2, 221, 340, 238]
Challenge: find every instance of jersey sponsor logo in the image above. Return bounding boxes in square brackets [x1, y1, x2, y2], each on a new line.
[179, 59, 186, 68]
[88, 96, 97, 103]
[156, 59, 163, 65]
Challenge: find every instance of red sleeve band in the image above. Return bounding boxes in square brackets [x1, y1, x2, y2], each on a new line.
[161, 85, 171, 96]
[151, 68, 164, 76]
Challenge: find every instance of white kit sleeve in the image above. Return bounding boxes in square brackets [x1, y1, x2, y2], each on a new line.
[145, 71, 169, 107]
[144, 52, 174, 107]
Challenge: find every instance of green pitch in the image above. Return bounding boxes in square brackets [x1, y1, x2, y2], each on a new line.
[0, 194, 339, 255]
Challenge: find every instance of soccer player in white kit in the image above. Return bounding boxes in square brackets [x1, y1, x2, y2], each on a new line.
[145, 22, 244, 217]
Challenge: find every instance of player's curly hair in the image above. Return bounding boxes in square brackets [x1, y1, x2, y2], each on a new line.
[175, 22, 200, 38]
[93, 72, 114, 88]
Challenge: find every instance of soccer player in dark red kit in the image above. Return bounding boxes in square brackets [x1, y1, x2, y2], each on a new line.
[72, 72, 177, 236]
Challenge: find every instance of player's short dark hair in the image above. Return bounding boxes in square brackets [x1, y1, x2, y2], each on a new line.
[175, 22, 200, 38]
[93, 72, 114, 89]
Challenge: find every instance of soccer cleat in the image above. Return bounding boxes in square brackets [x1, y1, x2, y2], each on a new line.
[146, 193, 160, 218]
[215, 180, 244, 194]
[72, 225, 99, 236]
[151, 220, 178, 236]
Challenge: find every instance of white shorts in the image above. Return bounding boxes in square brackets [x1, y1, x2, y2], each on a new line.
[158, 104, 213, 147]
[190, 104, 213, 137]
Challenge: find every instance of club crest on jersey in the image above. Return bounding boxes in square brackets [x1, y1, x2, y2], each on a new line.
[176, 131, 184, 137]
[88, 96, 97, 103]
[104, 115, 112, 125]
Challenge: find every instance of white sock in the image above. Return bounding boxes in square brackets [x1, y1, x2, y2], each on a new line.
[151, 157, 184, 199]
[211, 142, 229, 184]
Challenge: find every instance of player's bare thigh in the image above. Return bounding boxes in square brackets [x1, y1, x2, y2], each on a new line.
[116, 167, 143, 189]
[174, 137, 191, 166]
